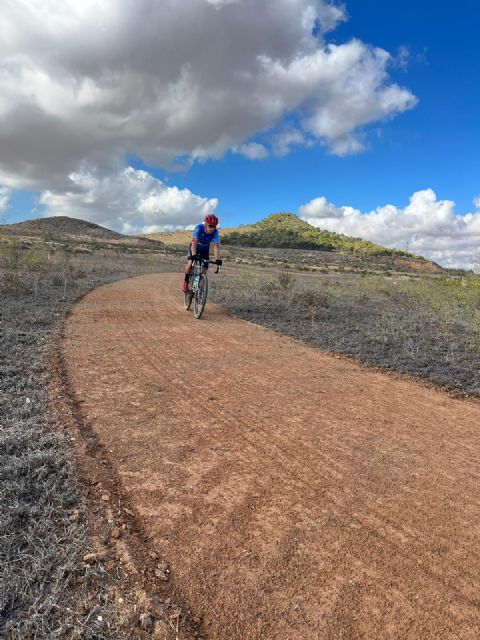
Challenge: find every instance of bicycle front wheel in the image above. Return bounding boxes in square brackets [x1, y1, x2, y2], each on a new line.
[193, 274, 208, 319]
[184, 289, 193, 310]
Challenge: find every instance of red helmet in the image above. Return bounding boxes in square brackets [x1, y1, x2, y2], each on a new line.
[204, 214, 218, 228]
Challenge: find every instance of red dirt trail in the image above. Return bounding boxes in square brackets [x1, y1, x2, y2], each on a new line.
[62, 273, 480, 639]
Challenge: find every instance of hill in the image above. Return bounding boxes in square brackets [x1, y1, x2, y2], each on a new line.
[147, 212, 440, 261]
[147, 213, 414, 256]
[0, 216, 162, 249]
[145, 223, 255, 246]
[145, 213, 444, 274]
[220, 213, 414, 256]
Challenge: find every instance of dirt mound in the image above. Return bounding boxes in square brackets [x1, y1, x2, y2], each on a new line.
[393, 256, 442, 272]
[61, 273, 480, 639]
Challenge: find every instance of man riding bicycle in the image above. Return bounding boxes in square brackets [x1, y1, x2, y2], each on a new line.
[182, 214, 222, 293]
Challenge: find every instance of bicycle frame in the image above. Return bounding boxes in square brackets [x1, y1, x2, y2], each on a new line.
[183, 257, 221, 318]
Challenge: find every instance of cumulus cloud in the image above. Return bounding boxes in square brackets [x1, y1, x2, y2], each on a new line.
[271, 127, 310, 157]
[39, 167, 218, 234]
[299, 189, 480, 269]
[0, 0, 416, 191]
[0, 186, 11, 216]
[234, 142, 269, 160]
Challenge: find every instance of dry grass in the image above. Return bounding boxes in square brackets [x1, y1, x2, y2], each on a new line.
[210, 269, 480, 396]
[0, 249, 178, 638]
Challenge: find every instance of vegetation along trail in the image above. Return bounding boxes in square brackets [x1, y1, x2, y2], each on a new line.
[61, 272, 480, 639]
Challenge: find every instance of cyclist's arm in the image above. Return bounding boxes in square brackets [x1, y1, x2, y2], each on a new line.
[190, 237, 197, 258]
[190, 225, 200, 258]
[212, 229, 220, 261]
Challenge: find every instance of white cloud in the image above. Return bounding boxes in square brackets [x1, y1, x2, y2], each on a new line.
[0, 186, 11, 215]
[271, 128, 309, 157]
[0, 0, 416, 191]
[299, 189, 480, 269]
[39, 167, 218, 234]
[328, 133, 365, 156]
[264, 41, 416, 154]
[234, 142, 269, 160]
[474, 196, 480, 209]
[206, 0, 241, 6]
[393, 45, 410, 70]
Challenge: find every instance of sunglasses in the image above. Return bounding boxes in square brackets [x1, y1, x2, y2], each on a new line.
[206, 223, 217, 229]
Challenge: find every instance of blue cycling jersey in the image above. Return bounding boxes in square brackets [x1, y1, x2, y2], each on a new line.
[192, 223, 220, 250]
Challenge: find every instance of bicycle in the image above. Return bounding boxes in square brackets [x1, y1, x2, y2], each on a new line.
[183, 256, 221, 319]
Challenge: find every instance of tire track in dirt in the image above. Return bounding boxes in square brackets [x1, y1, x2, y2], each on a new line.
[62, 273, 480, 639]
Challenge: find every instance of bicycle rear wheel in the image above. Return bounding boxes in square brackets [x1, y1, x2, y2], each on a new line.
[193, 274, 208, 319]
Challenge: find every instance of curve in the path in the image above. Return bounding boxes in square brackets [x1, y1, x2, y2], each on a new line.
[63, 273, 480, 640]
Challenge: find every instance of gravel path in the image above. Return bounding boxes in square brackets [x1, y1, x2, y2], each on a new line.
[62, 273, 480, 639]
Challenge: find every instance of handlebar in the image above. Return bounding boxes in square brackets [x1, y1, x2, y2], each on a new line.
[190, 256, 222, 274]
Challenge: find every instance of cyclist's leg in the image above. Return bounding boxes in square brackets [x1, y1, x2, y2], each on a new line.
[182, 246, 195, 292]
[200, 249, 210, 273]
[185, 246, 196, 276]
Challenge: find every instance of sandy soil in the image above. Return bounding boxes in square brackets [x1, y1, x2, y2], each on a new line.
[61, 273, 480, 639]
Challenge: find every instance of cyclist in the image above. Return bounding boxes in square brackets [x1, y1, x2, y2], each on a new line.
[182, 214, 222, 293]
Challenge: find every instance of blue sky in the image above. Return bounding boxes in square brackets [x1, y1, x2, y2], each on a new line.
[0, 0, 479, 267]
[165, 0, 479, 223]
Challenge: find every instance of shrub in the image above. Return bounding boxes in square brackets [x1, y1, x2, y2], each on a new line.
[23, 244, 50, 269]
[0, 272, 32, 294]
[277, 268, 295, 290]
[0, 238, 21, 269]
[259, 279, 282, 297]
[293, 290, 330, 310]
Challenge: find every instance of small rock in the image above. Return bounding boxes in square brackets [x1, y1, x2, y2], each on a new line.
[152, 602, 168, 616]
[139, 613, 153, 630]
[83, 553, 97, 563]
[155, 562, 170, 581]
[111, 527, 121, 540]
[168, 607, 181, 620]
[155, 569, 170, 581]
[75, 601, 86, 614]
[101, 494, 110, 502]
